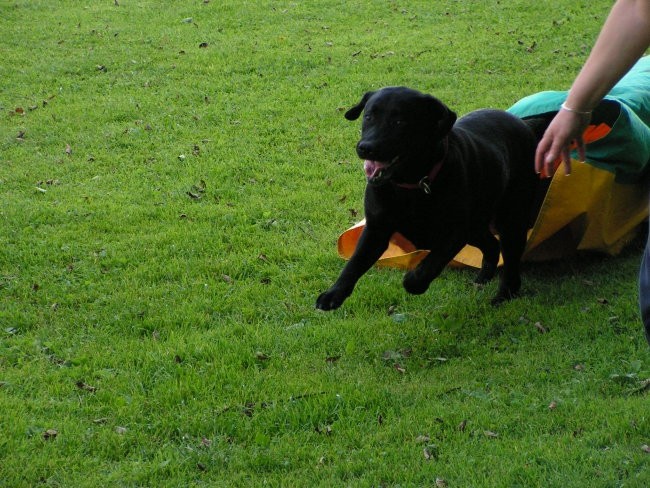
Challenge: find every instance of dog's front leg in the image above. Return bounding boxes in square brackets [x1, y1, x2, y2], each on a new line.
[316, 225, 392, 311]
[402, 239, 464, 295]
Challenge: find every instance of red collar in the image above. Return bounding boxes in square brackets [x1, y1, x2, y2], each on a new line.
[396, 137, 449, 194]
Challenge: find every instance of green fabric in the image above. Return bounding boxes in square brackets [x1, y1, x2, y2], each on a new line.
[509, 56, 650, 183]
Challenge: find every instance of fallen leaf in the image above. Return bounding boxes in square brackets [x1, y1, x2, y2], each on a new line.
[255, 351, 270, 361]
[14, 107, 24, 115]
[43, 429, 58, 440]
[458, 419, 467, 432]
[394, 363, 406, 374]
[631, 378, 650, 395]
[186, 191, 201, 199]
[199, 42, 209, 48]
[325, 355, 340, 363]
[115, 426, 127, 435]
[415, 435, 431, 444]
[484, 430, 499, 438]
[258, 253, 270, 263]
[76, 380, 97, 393]
[641, 444, 650, 454]
[191, 180, 206, 193]
[597, 297, 609, 305]
[221, 274, 232, 283]
[436, 478, 448, 488]
[240, 402, 255, 417]
[92, 418, 108, 424]
[534, 321, 548, 334]
[423, 444, 438, 460]
[200, 437, 212, 447]
[16, 131, 25, 140]
[316, 425, 332, 435]
[65, 144, 72, 155]
[548, 401, 557, 410]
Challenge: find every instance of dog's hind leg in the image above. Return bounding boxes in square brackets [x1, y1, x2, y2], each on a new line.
[492, 225, 527, 304]
[469, 228, 500, 284]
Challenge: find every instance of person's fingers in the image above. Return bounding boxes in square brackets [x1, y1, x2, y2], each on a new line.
[576, 136, 587, 162]
[535, 135, 552, 174]
[562, 146, 572, 175]
[543, 138, 566, 178]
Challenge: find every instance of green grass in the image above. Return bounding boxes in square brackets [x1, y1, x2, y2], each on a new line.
[1, 0, 649, 486]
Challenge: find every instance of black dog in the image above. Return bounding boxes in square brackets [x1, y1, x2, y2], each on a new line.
[316, 86, 549, 310]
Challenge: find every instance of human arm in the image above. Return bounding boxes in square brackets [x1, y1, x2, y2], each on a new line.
[535, 0, 650, 177]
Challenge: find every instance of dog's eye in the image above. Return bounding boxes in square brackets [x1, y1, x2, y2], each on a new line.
[393, 120, 404, 126]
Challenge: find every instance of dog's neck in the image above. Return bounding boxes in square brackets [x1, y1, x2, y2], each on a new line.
[395, 136, 449, 194]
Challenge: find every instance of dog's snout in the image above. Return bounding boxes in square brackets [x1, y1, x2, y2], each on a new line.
[356, 140, 375, 159]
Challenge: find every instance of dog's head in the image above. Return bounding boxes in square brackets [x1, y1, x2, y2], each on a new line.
[345, 87, 457, 185]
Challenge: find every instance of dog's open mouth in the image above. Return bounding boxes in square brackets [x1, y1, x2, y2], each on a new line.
[364, 159, 396, 183]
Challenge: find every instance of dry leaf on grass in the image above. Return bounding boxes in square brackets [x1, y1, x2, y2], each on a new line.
[423, 444, 438, 460]
[76, 381, 97, 393]
[43, 429, 58, 440]
[534, 321, 548, 334]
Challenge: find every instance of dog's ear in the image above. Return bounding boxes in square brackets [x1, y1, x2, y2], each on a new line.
[438, 105, 457, 134]
[425, 95, 457, 135]
[345, 91, 375, 120]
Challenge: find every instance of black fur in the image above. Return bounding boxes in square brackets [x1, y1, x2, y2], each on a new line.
[316, 87, 550, 310]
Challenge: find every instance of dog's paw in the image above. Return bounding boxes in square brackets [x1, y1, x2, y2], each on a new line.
[474, 264, 496, 285]
[490, 288, 519, 306]
[316, 288, 349, 311]
[403, 271, 430, 295]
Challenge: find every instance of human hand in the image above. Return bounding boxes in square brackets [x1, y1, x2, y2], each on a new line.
[534, 105, 591, 178]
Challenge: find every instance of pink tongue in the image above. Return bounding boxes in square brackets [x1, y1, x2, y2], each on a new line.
[364, 160, 387, 179]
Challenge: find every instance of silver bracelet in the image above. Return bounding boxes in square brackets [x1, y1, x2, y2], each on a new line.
[560, 102, 592, 116]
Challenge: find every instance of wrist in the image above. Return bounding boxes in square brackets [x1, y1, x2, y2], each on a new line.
[560, 102, 592, 116]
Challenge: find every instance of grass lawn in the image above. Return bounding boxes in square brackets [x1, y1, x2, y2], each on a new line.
[1, 0, 649, 486]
